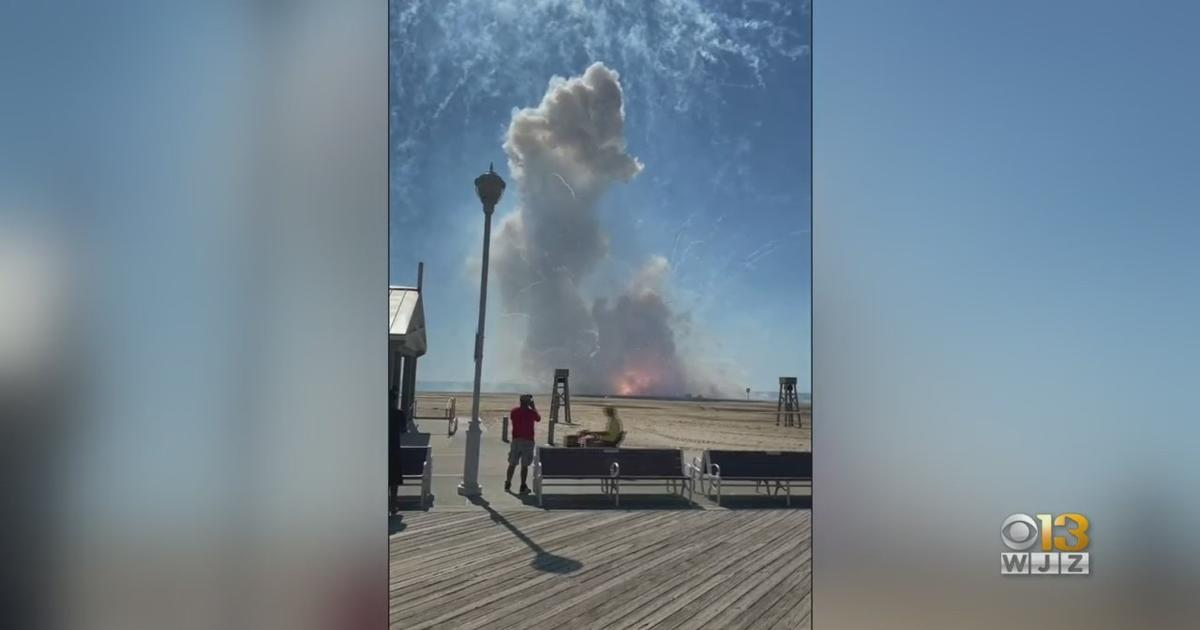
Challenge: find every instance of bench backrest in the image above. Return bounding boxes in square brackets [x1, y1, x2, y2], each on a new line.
[537, 447, 616, 477]
[397, 445, 430, 476]
[706, 450, 811, 479]
[538, 447, 684, 478]
[612, 448, 684, 477]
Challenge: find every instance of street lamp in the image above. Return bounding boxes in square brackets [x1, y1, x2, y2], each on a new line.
[458, 163, 506, 497]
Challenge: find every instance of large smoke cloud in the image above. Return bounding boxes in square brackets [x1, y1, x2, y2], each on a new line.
[493, 63, 705, 396]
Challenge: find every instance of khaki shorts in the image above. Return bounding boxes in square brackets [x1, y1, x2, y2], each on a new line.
[508, 438, 535, 466]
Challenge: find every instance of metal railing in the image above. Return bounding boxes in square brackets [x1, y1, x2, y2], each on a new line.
[419, 450, 433, 509]
[687, 456, 706, 496]
[610, 461, 620, 507]
[698, 456, 804, 507]
[709, 463, 722, 505]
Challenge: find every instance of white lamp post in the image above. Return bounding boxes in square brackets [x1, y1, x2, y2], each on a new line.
[458, 163, 505, 497]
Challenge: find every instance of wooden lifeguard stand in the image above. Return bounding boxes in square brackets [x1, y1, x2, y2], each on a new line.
[548, 368, 573, 426]
[777, 377, 802, 428]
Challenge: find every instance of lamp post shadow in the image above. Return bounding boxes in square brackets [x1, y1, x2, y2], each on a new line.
[467, 496, 583, 574]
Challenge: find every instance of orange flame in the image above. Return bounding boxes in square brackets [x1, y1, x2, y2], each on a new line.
[611, 362, 665, 397]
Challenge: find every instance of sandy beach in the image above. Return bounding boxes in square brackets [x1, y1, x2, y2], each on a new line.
[413, 391, 811, 452]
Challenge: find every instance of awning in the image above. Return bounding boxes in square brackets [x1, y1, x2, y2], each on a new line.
[389, 286, 427, 357]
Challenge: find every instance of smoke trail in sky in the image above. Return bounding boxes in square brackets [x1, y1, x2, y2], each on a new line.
[390, 0, 809, 224]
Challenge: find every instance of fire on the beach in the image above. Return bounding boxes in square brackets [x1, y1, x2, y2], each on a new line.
[612, 362, 666, 397]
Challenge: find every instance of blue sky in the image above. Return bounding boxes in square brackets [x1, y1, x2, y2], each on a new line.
[390, 1, 811, 394]
[813, 2, 1200, 597]
[816, 0, 1200, 461]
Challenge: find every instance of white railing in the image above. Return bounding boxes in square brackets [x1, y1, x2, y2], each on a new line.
[709, 463, 722, 505]
[687, 456, 705, 498]
[610, 461, 621, 507]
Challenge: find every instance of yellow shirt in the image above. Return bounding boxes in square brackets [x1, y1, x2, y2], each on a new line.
[604, 412, 623, 441]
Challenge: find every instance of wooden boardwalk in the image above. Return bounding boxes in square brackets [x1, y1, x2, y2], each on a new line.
[389, 508, 811, 629]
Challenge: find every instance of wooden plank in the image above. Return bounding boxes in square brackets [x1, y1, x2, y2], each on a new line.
[392, 511, 656, 594]
[700, 539, 811, 628]
[388, 509, 812, 630]
[767, 586, 812, 630]
[653, 531, 809, 630]
[443, 512, 706, 630]
[391, 512, 645, 620]
[619, 511, 806, 628]
[391, 511, 472, 533]
[573, 511, 786, 626]
[554, 511, 806, 628]
[398, 525, 661, 629]
[621, 516, 810, 630]
[467, 538, 694, 630]
[729, 555, 811, 630]
[500, 512, 761, 630]
[575, 511, 800, 630]
[392, 511, 684, 628]
[393, 513, 638, 602]
[391, 511, 620, 587]
[392, 511, 625, 575]
[393, 510, 571, 549]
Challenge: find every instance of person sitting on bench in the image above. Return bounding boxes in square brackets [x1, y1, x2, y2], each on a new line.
[578, 405, 623, 447]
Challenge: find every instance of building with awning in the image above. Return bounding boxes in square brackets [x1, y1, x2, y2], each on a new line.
[389, 264, 427, 424]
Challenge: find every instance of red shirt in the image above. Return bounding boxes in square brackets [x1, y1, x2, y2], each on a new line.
[510, 406, 540, 440]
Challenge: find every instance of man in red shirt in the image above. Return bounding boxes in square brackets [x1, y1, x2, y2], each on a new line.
[506, 394, 540, 494]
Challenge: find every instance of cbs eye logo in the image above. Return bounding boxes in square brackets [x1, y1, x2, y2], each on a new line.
[1001, 513, 1090, 576]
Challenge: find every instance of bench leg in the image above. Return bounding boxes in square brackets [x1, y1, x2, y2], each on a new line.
[421, 465, 431, 509]
[534, 467, 543, 507]
[786, 481, 791, 507]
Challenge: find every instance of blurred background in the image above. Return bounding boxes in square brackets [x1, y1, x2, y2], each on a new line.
[2, 1, 1198, 629]
[815, 1, 1199, 628]
[2, 2, 385, 629]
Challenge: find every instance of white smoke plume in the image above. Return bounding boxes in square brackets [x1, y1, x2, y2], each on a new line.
[493, 63, 711, 397]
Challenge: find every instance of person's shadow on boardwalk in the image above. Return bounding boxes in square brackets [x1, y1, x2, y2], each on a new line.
[468, 496, 583, 574]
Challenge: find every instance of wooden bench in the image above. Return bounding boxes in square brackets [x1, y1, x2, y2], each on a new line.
[396, 445, 433, 508]
[533, 447, 695, 507]
[693, 450, 811, 506]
